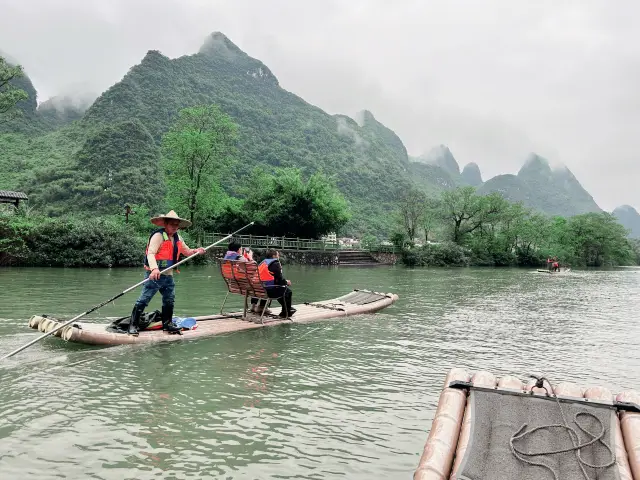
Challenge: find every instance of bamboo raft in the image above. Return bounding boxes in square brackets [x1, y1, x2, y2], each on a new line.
[414, 368, 640, 480]
[537, 268, 571, 274]
[26, 289, 399, 347]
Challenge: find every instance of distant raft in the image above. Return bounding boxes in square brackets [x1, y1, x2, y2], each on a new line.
[414, 368, 640, 480]
[537, 267, 572, 274]
[26, 289, 399, 347]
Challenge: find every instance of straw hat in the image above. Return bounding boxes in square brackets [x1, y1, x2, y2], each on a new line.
[150, 210, 192, 228]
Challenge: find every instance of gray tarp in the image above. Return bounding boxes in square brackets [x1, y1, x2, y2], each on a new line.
[456, 390, 619, 480]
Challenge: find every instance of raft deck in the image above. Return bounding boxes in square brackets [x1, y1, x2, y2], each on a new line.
[414, 368, 640, 480]
[27, 289, 399, 347]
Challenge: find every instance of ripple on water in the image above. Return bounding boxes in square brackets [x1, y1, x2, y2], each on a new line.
[1, 267, 640, 478]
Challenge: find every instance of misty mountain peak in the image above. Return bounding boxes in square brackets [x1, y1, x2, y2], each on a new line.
[613, 205, 639, 216]
[523, 152, 550, 168]
[519, 153, 573, 182]
[199, 32, 245, 57]
[518, 153, 553, 178]
[198, 32, 278, 85]
[461, 162, 483, 186]
[355, 109, 376, 127]
[141, 49, 170, 64]
[418, 144, 460, 177]
[613, 205, 640, 238]
[353, 109, 408, 164]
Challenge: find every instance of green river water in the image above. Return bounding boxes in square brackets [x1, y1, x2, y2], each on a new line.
[1, 265, 639, 479]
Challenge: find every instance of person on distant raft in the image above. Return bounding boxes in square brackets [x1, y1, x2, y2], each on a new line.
[223, 242, 271, 315]
[258, 249, 296, 318]
[128, 210, 205, 336]
[552, 257, 560, 272]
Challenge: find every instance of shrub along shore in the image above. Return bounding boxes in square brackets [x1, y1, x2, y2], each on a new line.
[393, 186, 640, 268]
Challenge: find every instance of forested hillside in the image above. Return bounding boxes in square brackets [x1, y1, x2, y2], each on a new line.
[2, 33, 438, 235]
[0, 32, 607, 236]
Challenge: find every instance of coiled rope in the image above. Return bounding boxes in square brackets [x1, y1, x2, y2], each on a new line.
[509, 376, 616, 480]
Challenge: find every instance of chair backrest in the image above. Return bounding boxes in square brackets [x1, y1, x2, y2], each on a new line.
[220, 259, 269, 298]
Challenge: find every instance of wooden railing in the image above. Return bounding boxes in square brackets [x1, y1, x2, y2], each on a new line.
[203, 233, 339, 251]
[202, 232, 398, 253]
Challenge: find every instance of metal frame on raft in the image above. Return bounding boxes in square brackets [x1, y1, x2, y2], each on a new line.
[413, 368, 640, 480]
[448, 380, 640, 413]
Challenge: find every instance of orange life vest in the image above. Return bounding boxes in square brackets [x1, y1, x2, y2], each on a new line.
[258, 258, 277, 286]
[144, 229, 187, 271]
[221, 252, 249, 280]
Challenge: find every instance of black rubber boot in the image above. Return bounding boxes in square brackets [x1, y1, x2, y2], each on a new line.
[278, 307, 297, 318]
[161, 304, 175, 331]
[128, 305, 144, 336]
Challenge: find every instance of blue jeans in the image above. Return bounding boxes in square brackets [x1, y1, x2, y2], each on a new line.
[134, 271, 175, 309]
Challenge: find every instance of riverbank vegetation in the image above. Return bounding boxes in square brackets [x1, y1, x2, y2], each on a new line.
[0, 161, 350, 267]
[1, 56, 634, 269]
[396, 186, 636, 268]
[0, 98, 351, 267]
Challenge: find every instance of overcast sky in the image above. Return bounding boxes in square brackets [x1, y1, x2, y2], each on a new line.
[1, 0, 638, 211]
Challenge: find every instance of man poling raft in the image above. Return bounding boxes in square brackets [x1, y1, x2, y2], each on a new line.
[0, 220, 256, 360]
[128, 210, 205, 336]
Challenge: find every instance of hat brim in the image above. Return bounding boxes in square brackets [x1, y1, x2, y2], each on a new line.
[150, 217, 192, 229]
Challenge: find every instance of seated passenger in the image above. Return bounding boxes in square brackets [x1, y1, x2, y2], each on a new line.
[222, 242, 270, 314]
[258, 249, 296, 318]
[223, 241, 249, 261]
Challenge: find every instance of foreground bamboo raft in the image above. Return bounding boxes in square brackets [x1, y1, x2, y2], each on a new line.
[26, 289, 399, 347]
[414, 368, 640, 480]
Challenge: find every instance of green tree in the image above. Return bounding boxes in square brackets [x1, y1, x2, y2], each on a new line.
[566, 213, 633, 266]
[162, 104, 239, 226]
[514, 213, 552, 265]
[397, 187, 427, 242]
[243, 167, 350, 238]
[0, 56, 28, 120]
[422, 197, 442, 243]
[440, 186, 509, 244]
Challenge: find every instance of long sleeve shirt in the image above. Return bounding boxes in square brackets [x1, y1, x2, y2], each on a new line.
[146, 232, 194, 276]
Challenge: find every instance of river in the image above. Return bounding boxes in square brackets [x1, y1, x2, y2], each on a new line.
[1, 265, 639, 479]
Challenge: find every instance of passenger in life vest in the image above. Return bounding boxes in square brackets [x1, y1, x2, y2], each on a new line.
[128, 210, 205, 336]
[552, 256, 560, 272]
[258, 249, 296, 318]
[223, 241, 272, 315]
[223, 241, 253, 262]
